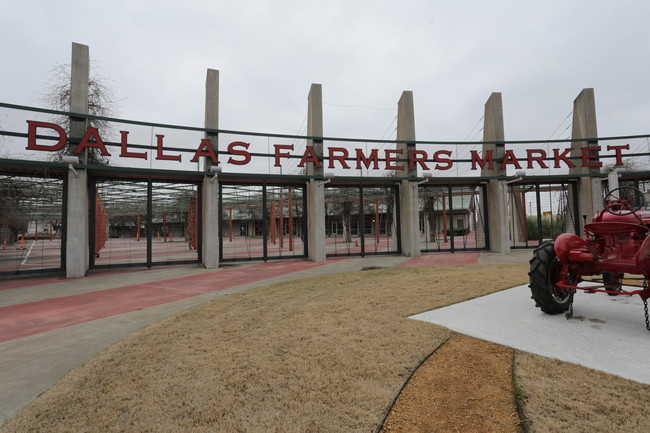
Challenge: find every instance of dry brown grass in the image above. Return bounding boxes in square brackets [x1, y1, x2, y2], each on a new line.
[3, 262, 650, 433]
[515, 352, 650, 433]
[1, 264, 527, 433]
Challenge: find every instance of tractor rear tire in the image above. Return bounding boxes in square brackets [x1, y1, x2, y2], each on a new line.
[529, 240, 573, 314]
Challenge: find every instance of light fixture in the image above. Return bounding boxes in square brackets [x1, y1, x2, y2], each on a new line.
[506, 170, 526, 184]
[415, 172, 433, 186]
[62, 155, 79, 178]
[209, 164, 223, 182]
[318, 172, 335, 185]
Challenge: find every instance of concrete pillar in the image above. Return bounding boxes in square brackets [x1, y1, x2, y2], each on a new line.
[65, 42, 90, 278]
[202, 69, 220, 268]
[569, 88, 602, 229]
[607, 170, 619, 191]
[306, 84, 324, 178]
[510, 186, 527, 244]
[397, 91, 420, 257]
[396, 91, 416, 178]
[306, 84, 326, 261]
[481, 92, 510, 253]
[69, 42, 89, 159]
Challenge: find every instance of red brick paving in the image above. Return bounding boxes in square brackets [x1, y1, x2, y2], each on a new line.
[0, 259, 330, 343]
[0, 253, 480, 343]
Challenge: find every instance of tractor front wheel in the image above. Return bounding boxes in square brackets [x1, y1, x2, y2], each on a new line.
[529, 241, 573, 314]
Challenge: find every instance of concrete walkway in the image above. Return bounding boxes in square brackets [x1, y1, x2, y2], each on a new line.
[412, 284, 650, 384]
[0, 251, 529, 426]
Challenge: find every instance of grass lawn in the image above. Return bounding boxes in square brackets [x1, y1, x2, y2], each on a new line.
[2, 263, 650, 432]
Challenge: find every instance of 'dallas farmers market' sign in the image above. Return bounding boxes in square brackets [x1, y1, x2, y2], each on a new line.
[26, 120, 629, 172]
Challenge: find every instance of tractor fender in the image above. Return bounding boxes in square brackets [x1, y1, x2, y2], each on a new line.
[635, 235, 650, 277]
[554, 233, 588, 263]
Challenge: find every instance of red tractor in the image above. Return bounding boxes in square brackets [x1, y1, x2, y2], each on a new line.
[529, 186, 650, 330]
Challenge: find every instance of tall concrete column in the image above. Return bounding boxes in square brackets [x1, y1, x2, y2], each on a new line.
[65, 42, 90, 278]
[306, 84, 326, 261]
[396, 91, 416, 178]
[569, 88, 601, 229]
[306, 84, 324, 178]
[202, 69, 220, 268]
[397, 91, 420, 257]
[481, 92, 510, 253]
[70, 42, 90, 161]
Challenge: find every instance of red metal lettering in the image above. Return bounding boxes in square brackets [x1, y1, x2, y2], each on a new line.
[274, 144, 294, 167]
[470, 150, 493, 170]
[408, 150, 430, 171]
[606, 144, 629, 166]
[297, 146, 322, 168]
[553, 148, 575, 168]
[227, 141, 251, 165]
[526, 149, 548, 169]
[26, 121, 67, 151]
[499, 149, 522, 170]
[119, 130, 147, 159]
[73, 127, 111, 156]
[581, 146, 602, 168]
[384, 149, 403, 170]
[155, 134, 181, 162]
[355, 148, 379, 170]
[191, 139, 219, 163]
[328, 147, 350, 169]
[433, 150, 452, 170]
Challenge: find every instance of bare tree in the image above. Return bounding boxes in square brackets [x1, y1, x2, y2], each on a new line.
[41, 62, 119, 165]
[601, 156, 647, 173]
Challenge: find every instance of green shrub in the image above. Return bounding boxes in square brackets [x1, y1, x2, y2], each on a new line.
[525, 215, 567, 239]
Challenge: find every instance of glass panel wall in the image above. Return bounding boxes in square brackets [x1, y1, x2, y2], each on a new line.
[325, 186, 361, 256]
[93, 180, 199, 268]
[266, 186, 306, 259]
[151, 182, 199, 264]
[220, 184, 265, 261]
[508, 182, 577, 248]
[94, 181, 148, 266]
[325, 185, 399, 257]
[0, 175, 63, 274]
[419, 184, 488, 252]
[220, 183, 306, 261]
[362, 186, 399, 255]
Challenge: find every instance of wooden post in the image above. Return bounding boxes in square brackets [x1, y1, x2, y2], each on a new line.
[288, 188, 294, 251]
[279, 190, 284, 249]
[229, 208, 233, 243]
[442, 194, 448, 243]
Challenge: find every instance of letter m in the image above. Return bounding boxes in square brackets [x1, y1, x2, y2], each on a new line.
[470, 150, 493, 170]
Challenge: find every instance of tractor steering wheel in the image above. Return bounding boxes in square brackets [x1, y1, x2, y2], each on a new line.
[604, 187, 645, 216]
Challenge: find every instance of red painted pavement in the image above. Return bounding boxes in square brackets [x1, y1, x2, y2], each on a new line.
[0, 259, 333, 343]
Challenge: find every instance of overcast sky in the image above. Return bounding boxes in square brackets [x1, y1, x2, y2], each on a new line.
[3, 0, 650, 147]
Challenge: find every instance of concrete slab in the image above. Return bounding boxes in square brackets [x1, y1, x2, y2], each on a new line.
[411, 285, 650, 384]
